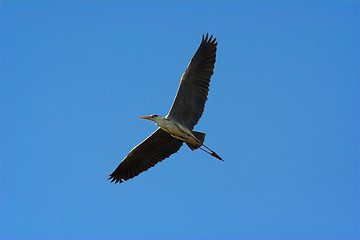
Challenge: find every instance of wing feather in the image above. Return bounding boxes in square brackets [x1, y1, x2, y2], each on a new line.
[167, 34, 218, 130]
[109, 128, 183, 183]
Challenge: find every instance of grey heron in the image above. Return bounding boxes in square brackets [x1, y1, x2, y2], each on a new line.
[109, 34, 222, 184]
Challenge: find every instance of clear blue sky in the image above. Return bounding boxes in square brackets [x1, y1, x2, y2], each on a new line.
[1, 2, 359, 240]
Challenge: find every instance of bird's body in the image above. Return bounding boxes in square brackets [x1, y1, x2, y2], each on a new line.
[143, 115, 202, 148]
[109, 34, 222, 184]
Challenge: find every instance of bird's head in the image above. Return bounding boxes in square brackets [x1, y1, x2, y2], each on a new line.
[139, 114, 161, 122]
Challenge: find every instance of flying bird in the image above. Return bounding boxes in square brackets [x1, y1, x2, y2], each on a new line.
[109, 34, 222, 184]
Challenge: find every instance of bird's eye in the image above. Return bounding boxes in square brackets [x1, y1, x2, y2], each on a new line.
[152, 115, 158, 118]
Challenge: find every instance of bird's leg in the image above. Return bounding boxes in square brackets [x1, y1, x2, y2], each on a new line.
[200, 144, 223, 161]
[188, 134, 223, 161]
[199, 146, 213, 155]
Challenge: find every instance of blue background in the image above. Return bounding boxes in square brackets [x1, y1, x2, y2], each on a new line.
[1, 2, 359, 240]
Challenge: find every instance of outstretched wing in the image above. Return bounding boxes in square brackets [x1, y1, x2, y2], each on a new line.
[109, 128, 183, 183]
[167, 34, 218, 130]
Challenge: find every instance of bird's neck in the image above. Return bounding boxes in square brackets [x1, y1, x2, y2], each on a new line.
[153, 116, 168, 128]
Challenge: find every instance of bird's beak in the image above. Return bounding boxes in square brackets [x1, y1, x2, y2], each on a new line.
[139, 116, 152, 120]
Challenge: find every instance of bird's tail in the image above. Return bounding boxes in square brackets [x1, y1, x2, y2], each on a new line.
[185, 131, 206, 150]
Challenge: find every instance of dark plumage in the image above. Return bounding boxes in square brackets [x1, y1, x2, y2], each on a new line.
[167, 34, 217, 130]
[109, 129, 183, 183]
